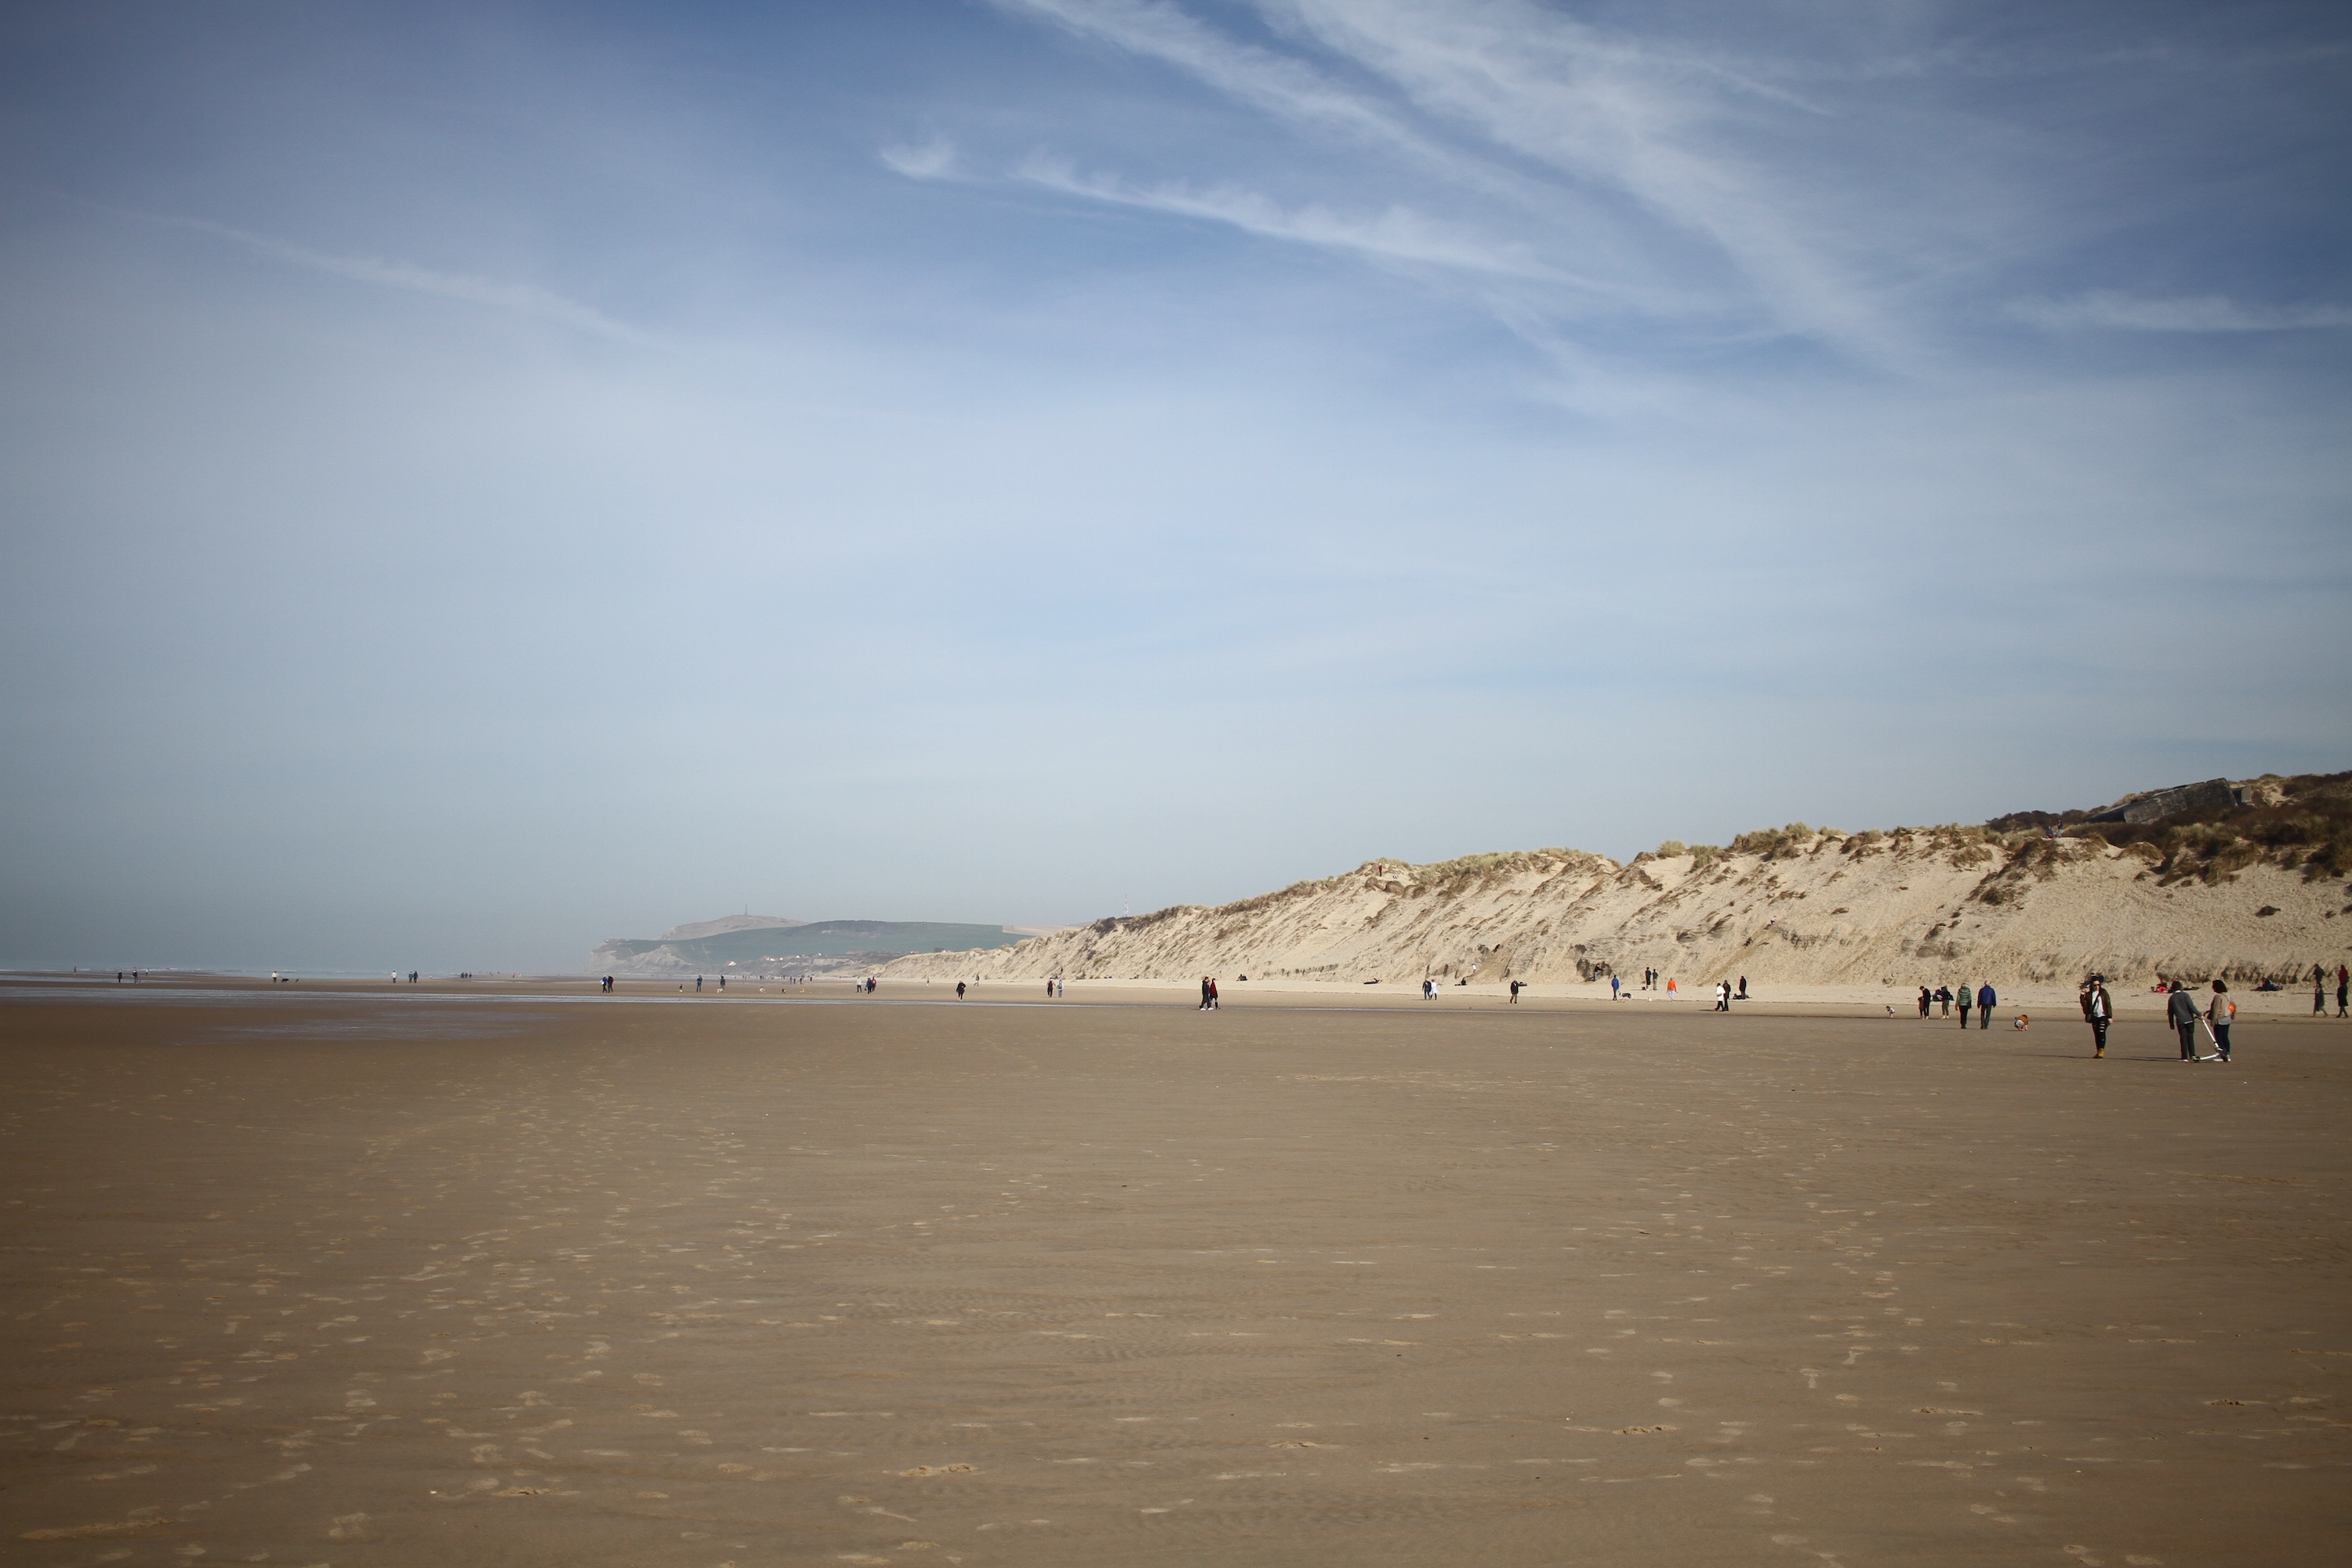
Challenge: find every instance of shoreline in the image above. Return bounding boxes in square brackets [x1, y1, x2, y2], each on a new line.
[5, 968, 2343, 1022]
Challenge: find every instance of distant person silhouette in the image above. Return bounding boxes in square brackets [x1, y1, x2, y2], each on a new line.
[1976, 982, 1996, 1029]
[957, 982, 967, 999]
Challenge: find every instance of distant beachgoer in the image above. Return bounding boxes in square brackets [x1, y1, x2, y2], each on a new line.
[1958, 985, 1972, 1027]
[956, 981, 967, 999]
[2339, 966, 2348, 1017]
[1200, 977, 1213, 1011]
[1512, 979, 1526, 1004]
[2084, 978, 2111, 1058]
[1210, 978, 1219, 1009]
[1604, 976, 1615, 1002]
[1047, 978, 1055, 999]
[695, 976, 702, 991]
[2167, 981, 2201, 1059]
[1934, 985, 1950, 1016]
[2207, 980, 2234, 1062]
[1918, 986, 1931, 1018]
[1737, 976, 1748, 1000]
[1976, 982, 1996, 1029]
[2317, 964, 2328, 1014]
[1667, 977, 1677, 997]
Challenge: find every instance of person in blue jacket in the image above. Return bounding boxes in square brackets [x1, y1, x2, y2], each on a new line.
[1976, 982, 1996, 1029]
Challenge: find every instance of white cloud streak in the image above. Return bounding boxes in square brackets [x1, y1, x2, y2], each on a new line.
[992, 0, 1923, 364]
[880, 138, 959, 180]
[1018, 156, 1563, 281]
[158, 215, 653, 344]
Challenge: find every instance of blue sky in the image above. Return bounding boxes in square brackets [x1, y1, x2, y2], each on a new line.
[2, 1, 2347, 972]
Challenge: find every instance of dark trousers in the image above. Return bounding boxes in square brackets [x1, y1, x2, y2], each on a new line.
[1980, 1007, 1991, 1029]
[2177, 1022, 2200, 1058]
[2090, 1017, 2108, 1054]
[2212, 1024, 2230, 1060]
[1958, 1006, 1970, 1027]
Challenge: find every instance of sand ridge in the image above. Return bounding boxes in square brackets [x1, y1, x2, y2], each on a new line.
[884, 832, 2351, 991]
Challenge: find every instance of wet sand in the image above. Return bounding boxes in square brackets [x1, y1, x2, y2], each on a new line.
[2, 983, 2347, 1566]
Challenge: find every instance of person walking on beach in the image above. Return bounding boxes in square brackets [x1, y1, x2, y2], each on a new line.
[2082, 977, 2111, 1058]
[1200, 977, 1214, 1010]
[2166, 980, 2202, 1059]
[1209, 978, 1220, 1009]
[1958, 985, 1972, 1028]
[1976, 982, 1996, 1029]
[1666, 977, 1678, 998]
[956, 981, 967, 1000]
[1918, 985, 1932, 1018]
[2338, 964, 2348, 1018]
[1605, 975, 1616, 1002]
[2207, 980, 2234, 1062]
[2315, 964, 2328, 1014]
[1935, 985, 1951, 1017]
[1512, 978, 1526, 1004]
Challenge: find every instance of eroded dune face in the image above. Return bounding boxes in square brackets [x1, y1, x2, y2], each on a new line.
[885, 832, 2348, 989]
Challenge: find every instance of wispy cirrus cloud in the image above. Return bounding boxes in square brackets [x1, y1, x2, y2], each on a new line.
[154, 213, 652, 344]
[1018, 156, 1561, 282]
[988, 0, 1920, 364]
[880, 138, 959, 180]
[2009, 291, 2352, 333]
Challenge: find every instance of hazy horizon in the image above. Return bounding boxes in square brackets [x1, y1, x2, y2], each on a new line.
[5, 2, 2347, 975]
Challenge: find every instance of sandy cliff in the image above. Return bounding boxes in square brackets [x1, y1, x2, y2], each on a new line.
[884, 786, 2352, 989]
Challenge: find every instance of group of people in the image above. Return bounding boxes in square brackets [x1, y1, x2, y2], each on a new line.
[1912, 982, 2002, 1028]
[2159, 978, 2234, 1062]
[1709, 978, 1750, 1010]
[1198, 976, 1221, 1009]
[2315, 963, 2349, 1017]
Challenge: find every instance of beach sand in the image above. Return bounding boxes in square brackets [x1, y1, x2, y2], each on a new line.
[2, 980, 2347, 1565]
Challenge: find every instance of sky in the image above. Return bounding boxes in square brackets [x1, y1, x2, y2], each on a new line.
[2, 0, 2347, 974]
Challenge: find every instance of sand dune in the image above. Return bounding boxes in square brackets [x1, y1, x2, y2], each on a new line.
[887, 829, 2350, 991]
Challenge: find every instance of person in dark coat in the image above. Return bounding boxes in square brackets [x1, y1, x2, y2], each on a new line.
[1976, 982, 1996, 1029]
[2166, 981, 2201, 1059]
[2082, 976, 2111, 1058]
